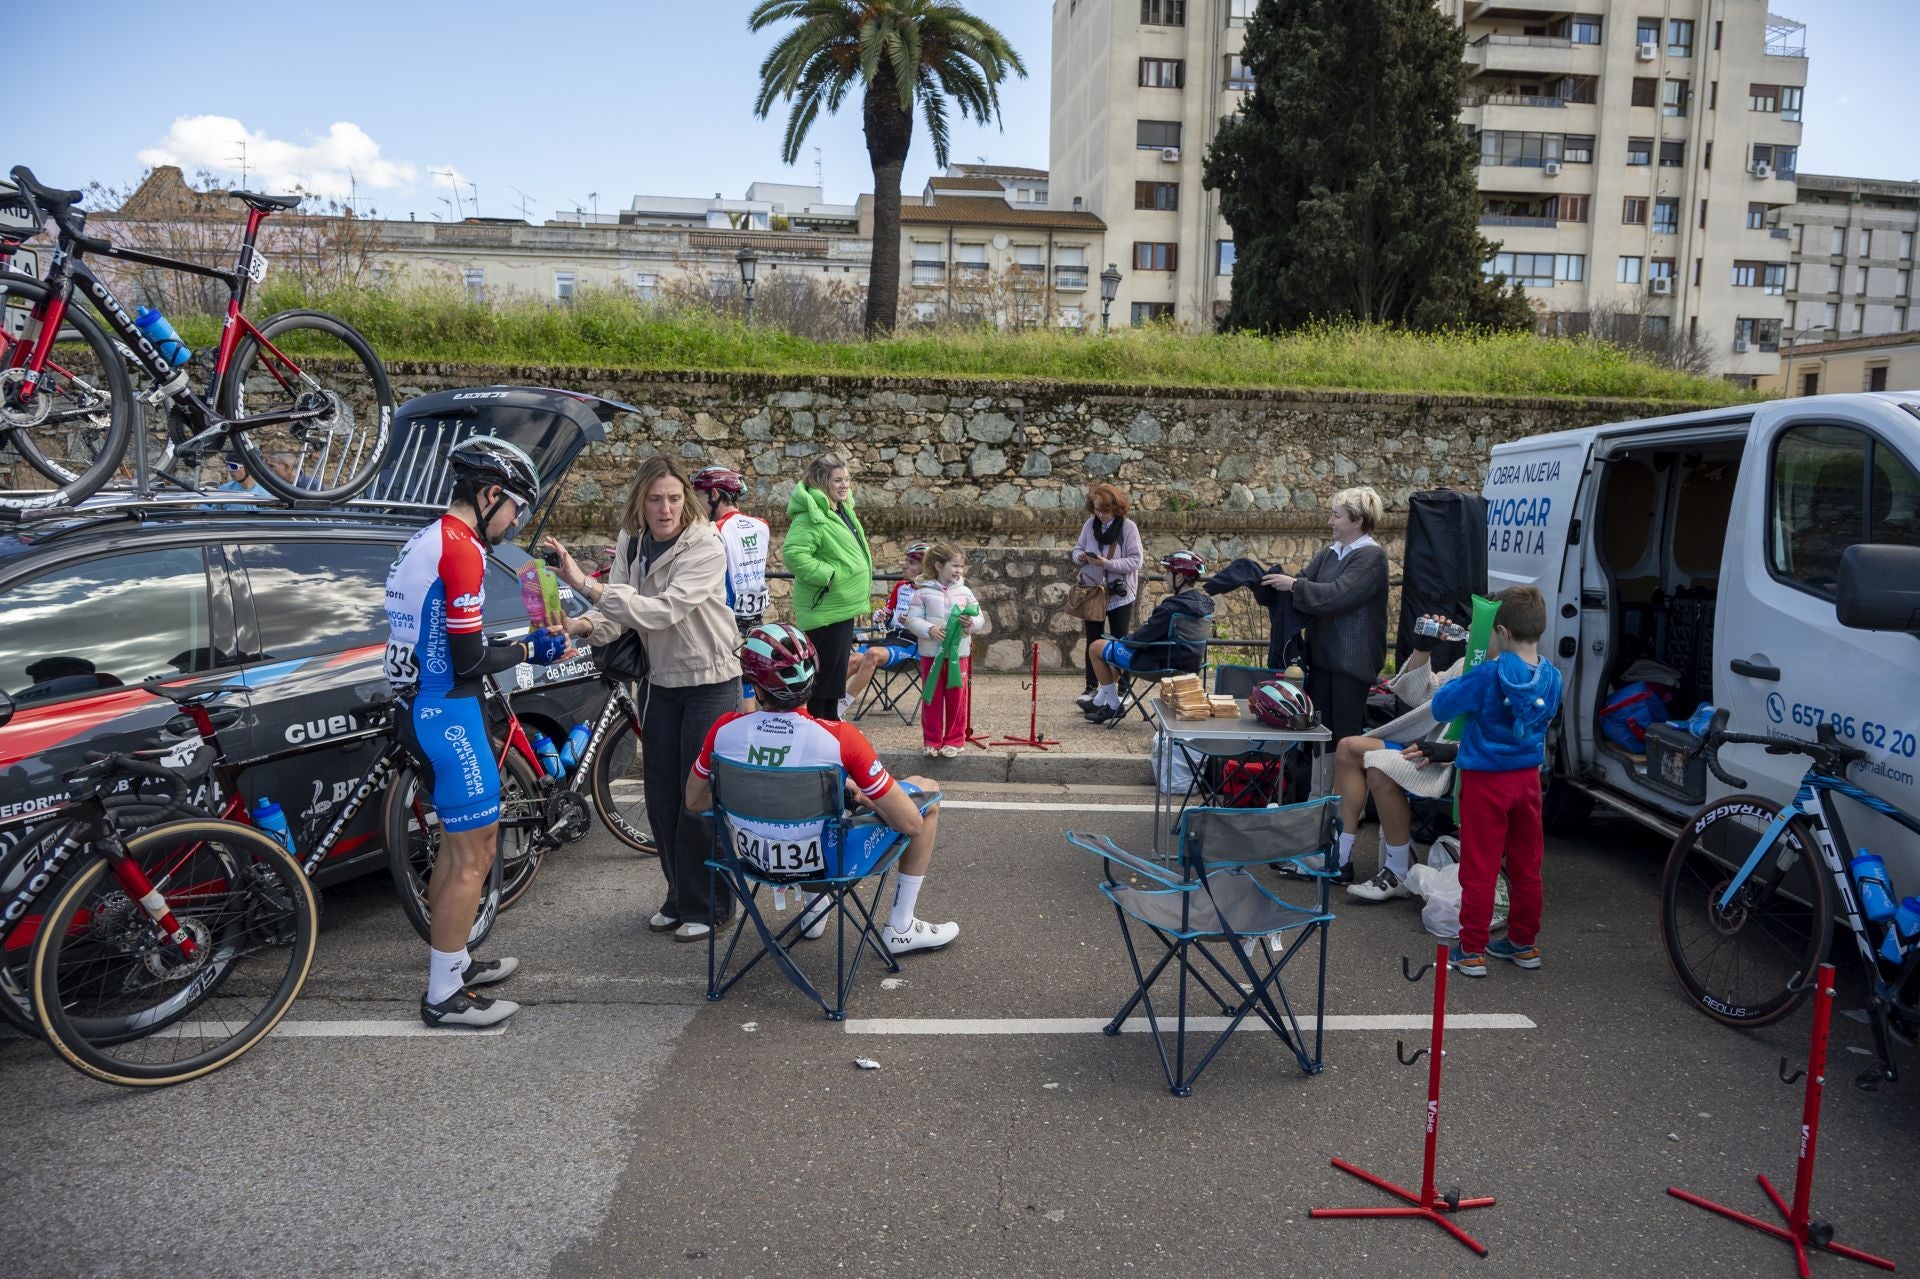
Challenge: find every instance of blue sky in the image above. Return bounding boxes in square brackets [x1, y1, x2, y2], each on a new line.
[13, 1, 1917, 220]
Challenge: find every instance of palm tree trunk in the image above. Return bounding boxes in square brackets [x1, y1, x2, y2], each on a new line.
[863, 77, 914, 338]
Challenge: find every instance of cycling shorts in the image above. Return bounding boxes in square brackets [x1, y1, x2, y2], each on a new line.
[858, 640, 919, 669]
[838, 782, 932, 879]
[397, 693, 500, 833]
[1101, 639, 1145, 673]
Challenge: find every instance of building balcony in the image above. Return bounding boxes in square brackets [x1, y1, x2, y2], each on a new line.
[1481, 213, 1558, 229]
[910, 264, 946, 286]
[1465, 34, 1596, 78]
[1055, 270, 1088, 291]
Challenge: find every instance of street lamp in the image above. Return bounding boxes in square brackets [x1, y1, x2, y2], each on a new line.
[1099, 262, 1122, 333]
[736, 246, 760, 327]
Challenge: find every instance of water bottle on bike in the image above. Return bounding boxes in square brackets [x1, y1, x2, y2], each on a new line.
[1850, 851, 1898, 921]
[251, 797, 296, 856]
[133, 307, 193, 370]
[558, 722, 591, 772]
[530, 729, 565, 779]
[1881, 896, 1920, 966]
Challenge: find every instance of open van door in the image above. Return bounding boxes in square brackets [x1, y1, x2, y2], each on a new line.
[1483, 431, 1594, 680]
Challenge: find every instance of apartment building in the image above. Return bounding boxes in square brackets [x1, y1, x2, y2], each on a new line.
[1049, 0, 1807, 378]
[1755, 330, 1920, 397]
[1780, 174, 1919, 348]
[899, 172, 1108, 327]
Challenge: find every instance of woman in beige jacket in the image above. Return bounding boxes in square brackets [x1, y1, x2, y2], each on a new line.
[546, 455, 742, 941]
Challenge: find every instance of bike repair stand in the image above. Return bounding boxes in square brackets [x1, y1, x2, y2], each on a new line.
[963, 662, 993, 750]
[990, 642, 1061, 751]
[1666, 963, 1896, 1277]
[1312, 944, 1496, 1257]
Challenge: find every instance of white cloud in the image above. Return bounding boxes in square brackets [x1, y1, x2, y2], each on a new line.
[137, 116, 417, 199]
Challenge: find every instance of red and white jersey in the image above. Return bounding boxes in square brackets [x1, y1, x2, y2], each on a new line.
[694, 708, 895, 800]
[885, 579, 917, 630]
[384, 514, 487, 695]
[714, 510, 771, 623]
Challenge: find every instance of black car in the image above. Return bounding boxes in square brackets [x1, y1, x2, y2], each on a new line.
[0, 386, 628, 887]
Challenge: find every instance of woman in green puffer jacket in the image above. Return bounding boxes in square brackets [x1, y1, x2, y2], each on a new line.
[781, 451, 875, 720]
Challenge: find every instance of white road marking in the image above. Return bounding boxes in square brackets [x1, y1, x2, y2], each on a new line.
[843, 1014, 1536, 1035]
[940, 800, 1159, 813]
[151, 1019, 508, 1039]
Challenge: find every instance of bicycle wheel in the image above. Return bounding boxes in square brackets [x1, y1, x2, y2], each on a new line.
[0, 818, 68, 1037]
[31, 820, 318, 1087]
[0, 273, 134, 509]
[381, 763, 508, 948]
[1660, 796, 1832, 1026]
[588, 711, 656, 855]
[218, 309, 392, 504]
[497, 748, 547, 910]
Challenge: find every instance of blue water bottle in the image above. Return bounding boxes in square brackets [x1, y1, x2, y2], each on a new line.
[1881, 896, 1920, 966]
[1851, 851, 1897, 922]
[133, 307, 193, 369]
[558, 722, 591, 773]
[530, 729, 564, 779]
[251, 797, 296, 856]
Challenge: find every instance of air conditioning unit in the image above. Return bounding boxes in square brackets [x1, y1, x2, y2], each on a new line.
[1543, 160, 1563, 177]
[1650, 276, 1674, 295]
[1160, 147, 1182, 162]
[1637, 41, 1658, 61]
[1750, 161, 1772, 179]
[1733, 337, 1751, 353]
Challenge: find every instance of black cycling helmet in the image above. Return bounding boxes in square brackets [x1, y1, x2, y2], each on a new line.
[448, 435, 539, 545]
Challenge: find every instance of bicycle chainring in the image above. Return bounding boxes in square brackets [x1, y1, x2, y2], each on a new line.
[550, 791, 593, 844]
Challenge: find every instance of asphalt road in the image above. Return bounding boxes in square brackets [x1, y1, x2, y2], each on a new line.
[2, 785, 1914, 1279]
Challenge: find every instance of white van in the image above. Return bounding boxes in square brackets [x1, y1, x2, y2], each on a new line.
[1483, 391, 1920, 882]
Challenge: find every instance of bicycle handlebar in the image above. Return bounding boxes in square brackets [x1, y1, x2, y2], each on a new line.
[72, 750, 190, 807]
[1700, 725, 1872, 792]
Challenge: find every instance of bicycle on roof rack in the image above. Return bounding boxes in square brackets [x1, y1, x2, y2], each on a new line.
[0, 165, 393, 513]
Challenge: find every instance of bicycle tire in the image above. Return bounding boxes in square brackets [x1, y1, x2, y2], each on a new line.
[497, 748, 546, 910]
[219, 308, 393, 504]
[0, 273, 134, 510]
[588, 711, 657, 855]
[381, 763, 506, 949]
[31, 820, 318, 1087]
[1660, 795, 1832, 1027]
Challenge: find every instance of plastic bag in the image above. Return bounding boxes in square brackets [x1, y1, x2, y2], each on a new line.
[1402, 858, 1507, 940]
[1151, 733, 1195, 796]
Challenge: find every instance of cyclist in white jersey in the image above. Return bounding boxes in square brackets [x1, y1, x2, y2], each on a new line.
[694, 466, 771, 711]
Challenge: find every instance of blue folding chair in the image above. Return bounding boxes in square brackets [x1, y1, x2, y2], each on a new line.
[704, 758, 937, 1020]
[1106, 639, 1203, 728]
[1065, 798, 1339, 1095]
[850, 634, 923, 726]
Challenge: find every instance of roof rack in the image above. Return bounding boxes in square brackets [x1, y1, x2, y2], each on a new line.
[0, 489, 445, 545]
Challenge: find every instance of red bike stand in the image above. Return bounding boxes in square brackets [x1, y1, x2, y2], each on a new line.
[1312, 944, 1496, 1257]
[1666, 963, 1897, 1277]
[990, 642, 1062, 751]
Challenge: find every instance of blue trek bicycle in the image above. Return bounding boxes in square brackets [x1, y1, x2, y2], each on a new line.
[1659, 711, 1920, 1088]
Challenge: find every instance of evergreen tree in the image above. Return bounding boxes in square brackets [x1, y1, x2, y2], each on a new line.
[1203, 0, 1532, 333]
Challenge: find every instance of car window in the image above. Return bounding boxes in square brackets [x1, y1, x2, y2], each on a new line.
[1868, 443, 1920, 551]
[0, 547, 212, 702]
[483, 559, 533, 627]
[1770, 425, 1920, 596]
[239, 541, 397, 661]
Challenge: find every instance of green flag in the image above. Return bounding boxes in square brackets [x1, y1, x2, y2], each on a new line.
[922, 603, 980, 705]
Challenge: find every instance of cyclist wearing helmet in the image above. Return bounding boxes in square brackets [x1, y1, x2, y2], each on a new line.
[685, 622, 960, 957]
[841, 541, 928, 716]
[385, 434, 569, 1028]
[1083, 550, 1214, 724]
[693, 465, 772, 710]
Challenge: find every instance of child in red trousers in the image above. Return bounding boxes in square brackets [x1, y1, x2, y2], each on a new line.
[905, 543, 991, 758]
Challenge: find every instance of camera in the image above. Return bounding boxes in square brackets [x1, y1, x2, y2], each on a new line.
[1106, 580, 1128, 596]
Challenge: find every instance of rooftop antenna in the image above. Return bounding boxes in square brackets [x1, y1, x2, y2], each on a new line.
[229, 137, 249, 188]
[588, 191, 599, 218]
[509, 186, 537, 221]
[436, 196, 454, 221]
[465, 181, 479, 218]
[814, 146, 823, 190]
[430, 167, 464, 218]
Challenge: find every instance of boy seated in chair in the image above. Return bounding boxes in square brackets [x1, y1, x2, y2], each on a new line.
[1083, 550, 1214, 724]
[685, 621, 960, 956]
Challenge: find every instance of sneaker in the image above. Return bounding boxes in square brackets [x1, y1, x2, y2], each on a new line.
[797, 898, 831, 940]
[647, 910, 681, 934]
[883, 917, 959, 956]
[939, 745, 962, 758]
[673, 920, 718, 943]
[924, 746, 940, 758]
[1279, 854, 1355, 885]
[1084, 704, 1123, 724]
[1448, 944, 1487, 978]
[421, 987, 519, 1028]
[1346, 868, 1411, 903]
[1075, 692, 1097, 711]
[1486, 938, 1542, 969]
[460, 956, 519, 987]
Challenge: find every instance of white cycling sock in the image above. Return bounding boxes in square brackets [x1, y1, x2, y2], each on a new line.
[889, 874, 925, 932]
[1096, 682, 1120, 709]
[801, 893, 830, 928]
[1335, 832, 1356, 867]
[427, 947, 470, 1005]
[1383, 841, 1413, 878]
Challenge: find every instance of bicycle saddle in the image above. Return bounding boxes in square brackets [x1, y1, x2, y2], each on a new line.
[8, 166, 82, 213]
[228, 190, 303, 212]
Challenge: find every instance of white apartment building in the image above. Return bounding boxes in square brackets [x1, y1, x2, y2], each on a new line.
[1049, 0, 1808, 378]
[897, 171, 1107, 327]
[1781, 174, 1919, 349]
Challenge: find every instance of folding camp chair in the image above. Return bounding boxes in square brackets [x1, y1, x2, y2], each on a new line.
[1065, 798, 1340, 1096]
[850, 637, 922, 726]
[704, 758, 936, 1020]
[1212, 664, 1282, 701]
[1107, 640, 1200, 728]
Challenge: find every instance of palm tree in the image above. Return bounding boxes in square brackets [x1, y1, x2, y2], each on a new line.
[749, 0, 1026, 336]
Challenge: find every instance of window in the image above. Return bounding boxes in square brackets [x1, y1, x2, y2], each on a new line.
[1130, 301, 1176, 325]
[2, 548, 213, 703]
[1645, 315, 1670, 339]
[1856, 266, 1869, 296]
[1558, 74, 1599, 104]
[1733, 317, 1782, 353]
[553, 271, 575, 301]
[1476, 130, 1564, 167]
[1790, 223, 1804, 251]
[1746, 203, 1767, 231]
[1780, 86, 1804, 121]
[911, 242, 945, 285]
[1140, 0, 1184, 25]
[1058, 305, 1083, 329]
[1772, 144, 1798, 178]
[1556, 194, 1589, 223]
[1667, 19, 1693, 56]
[1693, 258, 1703, 285]
[1626, 137, 1652, 166]
[1227, 0, 1254, 22]
[1901, 231, 1914, 260]
[1662, 79, 1689, 116]
[1855, 303, 1867, 331]
[1869, 365, 1890, 392]
[1649, 257, 1675, 281]
[1770, 424, 1920, 597]
[1699, 198, 1709, 228]
[1709, 81, 1718, 110]
[1139, 57, 1184, 88]
[1622, 197, 1648, 225]
[1659, 140, 1685, 167]
[1631, 77, 1656, 108]
[1136, 119, 1182, 150]
[1569, 15, 1601, 44]
[1731, 261, 1760, 287]
[1055, 246, 1088, 290]
[1747, 84, 1778, 112]
[1224, 53, 1255, 91]
[1636, 18, 1660, 47]
[1788, 263, 1801, 290]
[1617, 256, 1643, 284]
[1135, 181, 1180, 211]
[1483, 252, 1583, 287]
[1832, 226, 1847, 256]
[955, 242, 988, 276]
[1803, 371, 1820, 396]
[1764, 263, 1788, 295]
[1897, 306, 1909, 330]
[1714, 19, 1723, 50]
[1014, 188, 1032, 203]
[1860, 228, 1874, 258]
[1704, 141, 1713, 170]
[1217, 240, 1236, 276]
[633, 271, 658, 300]
[1562, 135, 1594, 164]
[1900, 269, 1912, 297]
[1824, 302, 1838, 327]
[240, 541, 398, 661]
[1133, 241, 1177, 271]
[1653, 198, 1679, 233]
[462, 267, 485, 302]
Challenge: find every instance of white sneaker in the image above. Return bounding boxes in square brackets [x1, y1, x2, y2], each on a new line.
[673, 921, 714, 943]
[1347, 867, 1412, 903]
[883, 917, 959, 956]
[798, 898, 831, 940]
[939, 745, 962, 758]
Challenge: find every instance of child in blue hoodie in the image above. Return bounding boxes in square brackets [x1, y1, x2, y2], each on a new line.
[1427, 586, 1563, 977]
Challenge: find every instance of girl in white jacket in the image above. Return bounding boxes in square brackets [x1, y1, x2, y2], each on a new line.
[905, 543, 992, 757]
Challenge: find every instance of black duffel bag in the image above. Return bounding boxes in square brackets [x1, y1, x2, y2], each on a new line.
[589, 537, 650, 682]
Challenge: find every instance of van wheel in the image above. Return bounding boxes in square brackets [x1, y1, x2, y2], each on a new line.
[1542, 773, 1595, 835]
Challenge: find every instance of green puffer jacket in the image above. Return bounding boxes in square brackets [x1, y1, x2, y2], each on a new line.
[781, 483, 875, 631]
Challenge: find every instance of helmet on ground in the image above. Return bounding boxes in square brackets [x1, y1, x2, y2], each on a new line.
[739, 621, 818, 711]
[1249, 677, 1315, 731]
[1160, 549, 1207, 579]
[448, 435, 540, 544]
[692, 466, 748, 500]
[904, 541, 931, 563]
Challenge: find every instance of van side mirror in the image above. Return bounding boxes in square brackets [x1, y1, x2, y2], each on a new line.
[1837, 545, 1920, 635]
